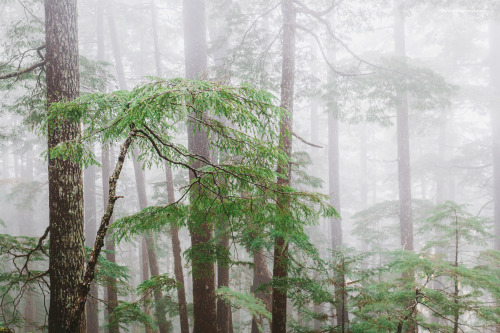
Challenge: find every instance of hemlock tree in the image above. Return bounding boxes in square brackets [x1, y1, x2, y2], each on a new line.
[182, 0, 217, 332]
[45, 0, 86, 331]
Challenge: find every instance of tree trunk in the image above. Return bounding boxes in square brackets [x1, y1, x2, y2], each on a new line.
[328, 105, 348, 331]
[489, 20, 500, 333]
[183, 0, 216, 332]
[489, 21, 500, 253]
[21, 155, 35, 333]
[165, 163, 190, 333]
[394, 1, 416, 332]
[85, 2, 106, 330]
[394, 0, 414, 253]
[102, 145, 120, 333]
[272, 1, 295, 332]
[85, 147, 99, 333]
[251, 249, 272, 333]
[151, 0, 162, 77]
[131, 151, 170, 333]
[45, 0, 85, 331]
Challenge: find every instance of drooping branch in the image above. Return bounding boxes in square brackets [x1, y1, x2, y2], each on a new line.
[292, 131, 324, 148]
[0, 60, 46, 80]
[67, 129, 135, 332]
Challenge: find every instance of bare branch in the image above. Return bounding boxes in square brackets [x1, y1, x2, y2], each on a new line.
[296, 24, 372, 77]
[0, 60, 45, 80]
[292, 131, 323, 148]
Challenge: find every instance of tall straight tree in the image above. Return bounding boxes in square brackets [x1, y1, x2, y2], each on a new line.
[490, 21, 500, 253]
[85, 0, 106, 329]
[393, 0, 414, 252]
[394, 1, 416, 332]
[325, 13, 348, 330]
[103, 145, 120, 333]
[489, 20, 500, 333]
[183, 0, 216, 332]
[165, 163, 190, 333]
[149, 1, 190, 331]
[45, 0, 85, 331]
[207, 7, 234, 332]
[106, 5, 169, 331]
[272, 0, 295, 332]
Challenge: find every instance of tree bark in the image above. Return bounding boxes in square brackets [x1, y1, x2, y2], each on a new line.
[45, 0, 85, 331]
[272, 1, 295, 332]
[183, 0, 216, 332]
[165, 163, 191, 333]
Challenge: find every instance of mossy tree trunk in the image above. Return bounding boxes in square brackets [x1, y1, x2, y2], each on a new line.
[45, 0, 85, 331]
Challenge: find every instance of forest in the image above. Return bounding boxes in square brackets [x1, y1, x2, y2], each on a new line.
[0, 0, 499, 332]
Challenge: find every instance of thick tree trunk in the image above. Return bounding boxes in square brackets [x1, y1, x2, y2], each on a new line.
[183, 1, 216, 332]
[165, 164, 190, 333]
[45, 0, 85, 331]
[272, 1, 295, 332]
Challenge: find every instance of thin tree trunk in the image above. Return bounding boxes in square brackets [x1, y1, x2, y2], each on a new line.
[85, 2, 106, 329]
[22, 155, 35, 333]
[489, 21, 500, 253]
[394, 0, 414, 253]
[489, 20, 500, 333]
[272, 1, 295, 332]
[85, 146, 99, 333]
[165, 163, 190, 333]
[132, 150, 170, 333]
[151, 0, 162, 77]
[45, 0, 85, 330]
[394, 1, 416, 332]
[183, 0, 216, 332]
[328, 106, 348, 332]
[141, 239, 154, 333]
[251, 249, 272, 333]
[103, 145, 120, 333]
[68, 133, 134, 332]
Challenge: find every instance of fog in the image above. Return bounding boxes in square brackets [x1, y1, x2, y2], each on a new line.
[0, 0, 499, 332]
